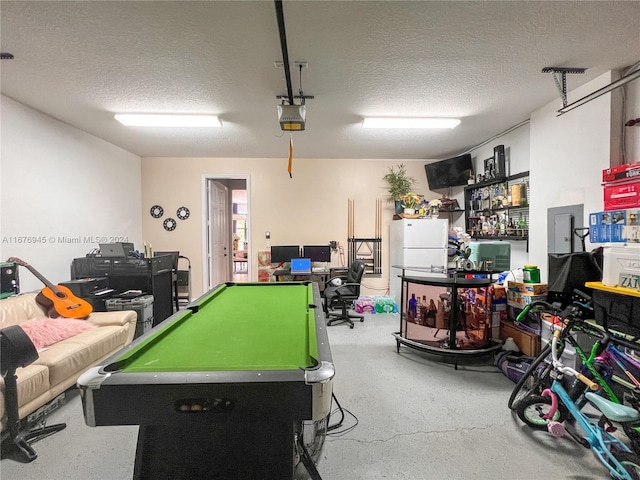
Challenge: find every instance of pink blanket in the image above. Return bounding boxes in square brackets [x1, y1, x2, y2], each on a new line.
[20, 317, 96, 351]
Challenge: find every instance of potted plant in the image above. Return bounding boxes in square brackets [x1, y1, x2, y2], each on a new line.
[382, 164, 416, 215]
[400, 192, 421, 215]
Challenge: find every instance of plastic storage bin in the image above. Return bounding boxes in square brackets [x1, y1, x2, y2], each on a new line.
[602, 244, 640, 288]
[106, 294, 154, 339]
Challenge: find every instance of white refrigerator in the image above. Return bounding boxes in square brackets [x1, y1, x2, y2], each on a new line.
[389, 218, 449, 305]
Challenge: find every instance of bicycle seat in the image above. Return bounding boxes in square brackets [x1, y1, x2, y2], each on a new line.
[586, 392, 640, 423]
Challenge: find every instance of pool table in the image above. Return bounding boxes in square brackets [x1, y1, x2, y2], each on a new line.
[77, 281, 334, 480]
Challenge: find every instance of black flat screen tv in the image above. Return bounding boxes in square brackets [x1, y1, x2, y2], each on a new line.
[270, 245, 301, 264]
[425, 153, 473, 190]
[302, 245, 331, 263]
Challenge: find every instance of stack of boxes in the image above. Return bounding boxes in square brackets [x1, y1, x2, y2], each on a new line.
[497, 281, 549, 356]
[590, 161, 640, 244]
[506, 280, 548, 331]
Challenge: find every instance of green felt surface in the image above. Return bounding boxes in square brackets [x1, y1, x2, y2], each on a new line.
[115, 283, 318, 373]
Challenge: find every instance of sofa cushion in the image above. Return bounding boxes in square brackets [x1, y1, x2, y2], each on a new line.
[0, 364, 50, 428]
[33, 326, 128, 386]
[0, 293, 49, 329]
[20, 317, 96, 350]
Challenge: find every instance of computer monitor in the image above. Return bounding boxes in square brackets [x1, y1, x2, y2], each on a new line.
[302, 245, 331, 263]
[270, 245, 301, 264]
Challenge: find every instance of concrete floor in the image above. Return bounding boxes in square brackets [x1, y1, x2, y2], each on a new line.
[1, 312, 611, 479]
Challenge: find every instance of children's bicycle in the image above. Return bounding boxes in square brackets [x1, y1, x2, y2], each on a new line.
[516, 328, 640, 479]
[508, 293, 640, 414]
[507, 295, 602, 410]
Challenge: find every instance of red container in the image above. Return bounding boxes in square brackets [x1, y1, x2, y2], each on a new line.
[603, 161, 640, 184]
[604, 180, 640, 211]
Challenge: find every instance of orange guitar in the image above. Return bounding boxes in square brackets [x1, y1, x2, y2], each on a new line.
[8, 257, 93, 319]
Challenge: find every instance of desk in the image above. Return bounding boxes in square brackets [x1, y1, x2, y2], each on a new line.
[392, 268, 501, 368]
[78, 282, 334, 479]
[273, 268, 332, 287]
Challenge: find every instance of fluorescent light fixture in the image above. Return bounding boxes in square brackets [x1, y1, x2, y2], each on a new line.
[114, 114, 222, 127]
[362, 117, 460, 129]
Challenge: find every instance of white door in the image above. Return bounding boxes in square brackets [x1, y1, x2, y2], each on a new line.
[207, 180, 229, 289]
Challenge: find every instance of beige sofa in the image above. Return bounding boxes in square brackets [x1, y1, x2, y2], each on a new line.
[0, 292, 136, 431]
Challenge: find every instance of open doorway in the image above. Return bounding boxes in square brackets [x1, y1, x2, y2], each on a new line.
[231, 189, 248, 282]
[203, 176, 250, 290]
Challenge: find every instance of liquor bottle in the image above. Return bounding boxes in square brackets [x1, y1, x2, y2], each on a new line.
[511, 183, 521, 207]
[408, 294, 417, 321]
[517, 212, 527, 236]
[520, 180, 528, 207]
[508, 217, 515, 236]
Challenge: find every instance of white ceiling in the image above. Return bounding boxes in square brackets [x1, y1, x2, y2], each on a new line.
[2, 1, 639, 160]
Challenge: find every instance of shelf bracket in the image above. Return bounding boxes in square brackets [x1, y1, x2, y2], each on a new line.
[542, 67, 587, 108]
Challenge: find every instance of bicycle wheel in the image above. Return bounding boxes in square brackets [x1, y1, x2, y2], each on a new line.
[623, 423, 640, 455]
[515, 394, 567, 429]
[508, 343, 554, 410]
[607, 451, 640, 479]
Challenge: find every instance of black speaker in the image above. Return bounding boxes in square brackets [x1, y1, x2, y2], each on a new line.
[1, 262, 19, 297]
[493, 144, 506, 177]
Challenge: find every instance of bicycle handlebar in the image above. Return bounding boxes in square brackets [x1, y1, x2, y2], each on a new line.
[551, 330, 598, 390]
[576, 372, 600, 391]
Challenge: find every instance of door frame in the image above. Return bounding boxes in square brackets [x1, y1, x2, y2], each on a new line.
[201, 174, 251, 291]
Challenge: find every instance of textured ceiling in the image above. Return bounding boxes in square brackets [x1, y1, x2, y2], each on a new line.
[1, 1, 639, 160]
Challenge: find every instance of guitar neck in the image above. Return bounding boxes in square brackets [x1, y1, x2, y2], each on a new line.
[22, 263, 60, 293]
[7, 257, 62, 294]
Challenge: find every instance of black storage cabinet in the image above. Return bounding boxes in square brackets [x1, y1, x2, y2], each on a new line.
[71, 256, 173, 326]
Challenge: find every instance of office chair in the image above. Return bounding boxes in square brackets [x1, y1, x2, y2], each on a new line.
[323, 260, 365, 329]
[1, 326, 67, 462]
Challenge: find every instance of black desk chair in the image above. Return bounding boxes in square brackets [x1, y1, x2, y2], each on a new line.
[1, 326, 66, 462]
[323, 260, 365, 329]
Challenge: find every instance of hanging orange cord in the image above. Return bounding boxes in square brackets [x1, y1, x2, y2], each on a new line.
[287, 133, 293, 178]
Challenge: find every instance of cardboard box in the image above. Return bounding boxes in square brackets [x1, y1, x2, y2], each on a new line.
[507, 281, 548, 295]
[500, 320, 540, 356]
[589, 210, 628, 243]
[507, 292, 547, 308]
[623, 209, 640, 243]
[603, 161, 640, 184]
[604, 181, 640, 211]
[491, 285, 507, 304]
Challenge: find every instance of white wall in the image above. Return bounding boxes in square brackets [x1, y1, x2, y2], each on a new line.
[0, 95, 143, 292]
[529, 72, 619, 281]
[141, 158, 439, 297]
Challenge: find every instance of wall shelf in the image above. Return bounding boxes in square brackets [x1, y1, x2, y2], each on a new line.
[464, 171, 530, 241]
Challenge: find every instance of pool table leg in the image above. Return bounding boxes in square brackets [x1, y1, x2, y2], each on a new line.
[133, 421, 296, 480]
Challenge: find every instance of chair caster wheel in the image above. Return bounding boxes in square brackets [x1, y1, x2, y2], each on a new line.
[360, 318, 364, 322]
[350, 324, 354, 329]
